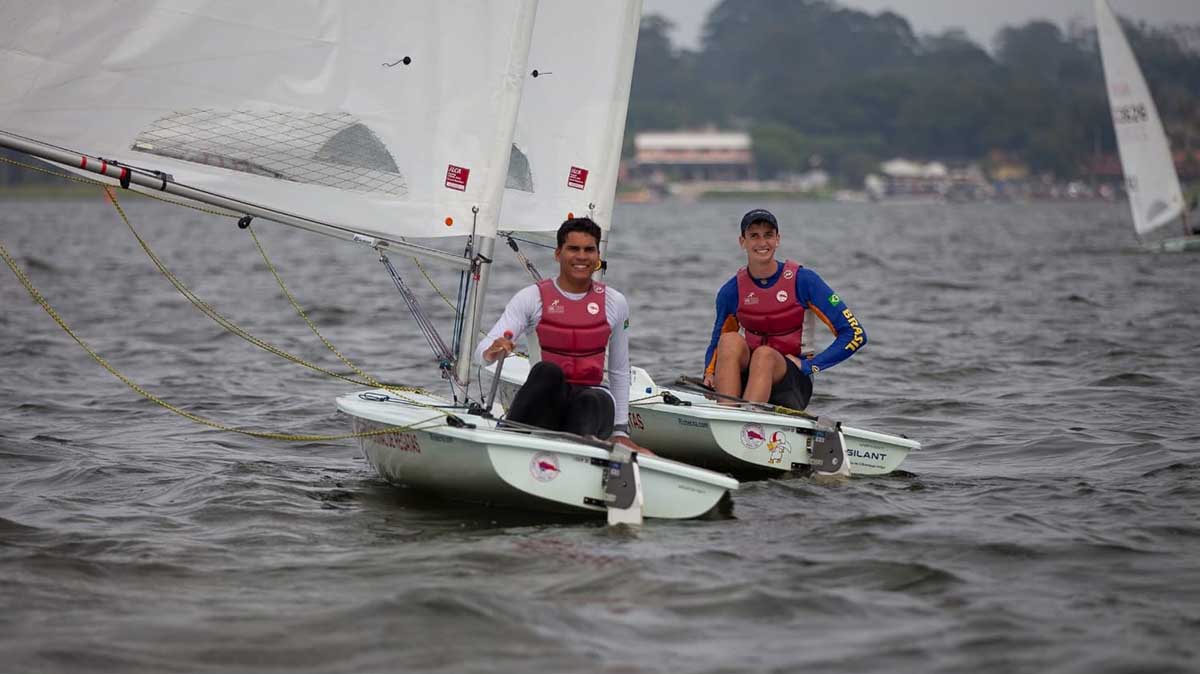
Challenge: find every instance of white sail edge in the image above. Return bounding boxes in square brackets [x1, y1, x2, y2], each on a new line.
[1093, 0, 1186, 237]
[498, 0, 643, 236]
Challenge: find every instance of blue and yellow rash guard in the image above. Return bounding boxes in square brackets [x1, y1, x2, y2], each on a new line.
[703, 261, 866, 377]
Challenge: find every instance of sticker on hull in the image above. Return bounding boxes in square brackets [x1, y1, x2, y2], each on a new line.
[741, 423, 765, 448]
[530, 452, 561, 482]
[766, 430, 791, 465]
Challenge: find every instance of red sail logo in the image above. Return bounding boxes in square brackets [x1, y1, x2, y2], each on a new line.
[568, 166, 588, 190]
[445, 165, 470, 191]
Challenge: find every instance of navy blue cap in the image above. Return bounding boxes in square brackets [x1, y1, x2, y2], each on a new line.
[739, 208, 778, 234]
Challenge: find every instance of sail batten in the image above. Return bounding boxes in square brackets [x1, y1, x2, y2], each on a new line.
[1094, 0, 1185, 237]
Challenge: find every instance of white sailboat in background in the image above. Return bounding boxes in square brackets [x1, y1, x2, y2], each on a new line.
[1094, 0, 1198, 253]
[0, 0, 737, 520]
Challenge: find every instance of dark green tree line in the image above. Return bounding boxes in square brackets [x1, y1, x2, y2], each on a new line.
[626, 0, 1200, 184]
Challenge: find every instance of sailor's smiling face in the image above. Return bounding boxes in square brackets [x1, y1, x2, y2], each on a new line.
[555, 231, 600, 288]
[740, 222, 779, 263]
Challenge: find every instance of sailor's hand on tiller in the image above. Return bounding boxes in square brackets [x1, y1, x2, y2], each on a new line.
[483, 331, 515, 363]
[702, 372, 714, 389]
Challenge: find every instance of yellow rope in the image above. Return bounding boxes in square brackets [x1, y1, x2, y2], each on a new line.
[407, 246, 495, 344]
[244, 224, 456, 411]
[248, 225, 386, 385]
[104, 186, 470, 419]
[0, 239, 446, 441]
[411, 254, 461, 313]
[101, 186, 386, 389]
[3, 154, 472, 426]
[2, 154, 468, 313]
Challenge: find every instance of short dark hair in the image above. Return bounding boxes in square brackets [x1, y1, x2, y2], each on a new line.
[556, 217, 602, 248]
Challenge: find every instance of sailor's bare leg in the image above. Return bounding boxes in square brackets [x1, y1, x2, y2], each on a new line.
[743, 346, 787, 403]
[714, 332, 751, 400]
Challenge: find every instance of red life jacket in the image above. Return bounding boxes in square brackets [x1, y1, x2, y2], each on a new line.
[735, 260, 805, 356]
[535, 279, 610, 386]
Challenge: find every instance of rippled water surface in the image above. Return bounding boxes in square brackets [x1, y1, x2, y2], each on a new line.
[2, 195, 1198, 673]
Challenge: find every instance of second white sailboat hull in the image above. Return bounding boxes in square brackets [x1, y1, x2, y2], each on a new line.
[628, 396, 917, 477]
[484, 357, 919, 478]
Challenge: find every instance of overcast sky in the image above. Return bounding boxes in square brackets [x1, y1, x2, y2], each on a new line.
[643, 0, 1200, 52]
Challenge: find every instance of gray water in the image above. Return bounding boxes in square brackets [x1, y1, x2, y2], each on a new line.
[1, 195, 1198, 674]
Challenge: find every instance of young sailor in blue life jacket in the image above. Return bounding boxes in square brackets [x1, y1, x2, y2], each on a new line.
[702, 208, 867, 410]
[478, 217, 651, 455]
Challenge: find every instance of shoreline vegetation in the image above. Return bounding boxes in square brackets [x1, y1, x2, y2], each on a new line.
[3, 180, 1195, 205]
[628, 4, 1200, 188]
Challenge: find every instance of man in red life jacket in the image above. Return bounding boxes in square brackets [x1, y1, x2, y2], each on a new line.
[701, 209, 867, 409]
[478, 218, 650, 454]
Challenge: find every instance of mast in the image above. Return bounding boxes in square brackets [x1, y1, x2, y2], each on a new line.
[455, 235, 497, 385]
[449, 0, 540, 391]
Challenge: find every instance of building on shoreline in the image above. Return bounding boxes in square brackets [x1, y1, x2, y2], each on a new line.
[625, 131, 754, 183]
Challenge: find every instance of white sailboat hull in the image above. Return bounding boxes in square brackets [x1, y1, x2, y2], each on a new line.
[1141, 235, 1200, 254]
[628, 391, 918, 477]
[484, 357, 920, 478]
[337, 389, 737, 519]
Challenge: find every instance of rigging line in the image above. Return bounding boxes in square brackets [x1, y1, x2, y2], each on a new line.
[5, 154, 472, 417]
[451, 251, 471, 357]
[102, 186, 380, 389]
[4, 154, 459, 417]
[246, 226, 436, 408]
[404, 252, 492, 341]
[0, 239, 446, 441]
[409, 254, 462, 314]
[379, 252, 453, 364]
[454, 206, 483, 358]
[7, 154, 433, 398]
[502, 232, 543, 281]
[105, 187, 454, 415]
[102, 186, 474, 416]
[394, 240, 491, 341]
[498, 232, 557, 250]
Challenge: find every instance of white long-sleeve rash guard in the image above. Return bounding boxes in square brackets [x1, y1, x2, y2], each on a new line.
[475, 281, 632, 438]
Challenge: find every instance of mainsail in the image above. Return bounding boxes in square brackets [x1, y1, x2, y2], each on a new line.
[1094, 0, 1185, 237]
[500, 1, 642, 235]
[0, 1, 536, 241]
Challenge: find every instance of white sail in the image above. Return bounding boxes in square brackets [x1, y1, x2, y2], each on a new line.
[500, 0, 642, 234]
[1094, 0, 1185, 237]
[0, 1, 536, 241]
